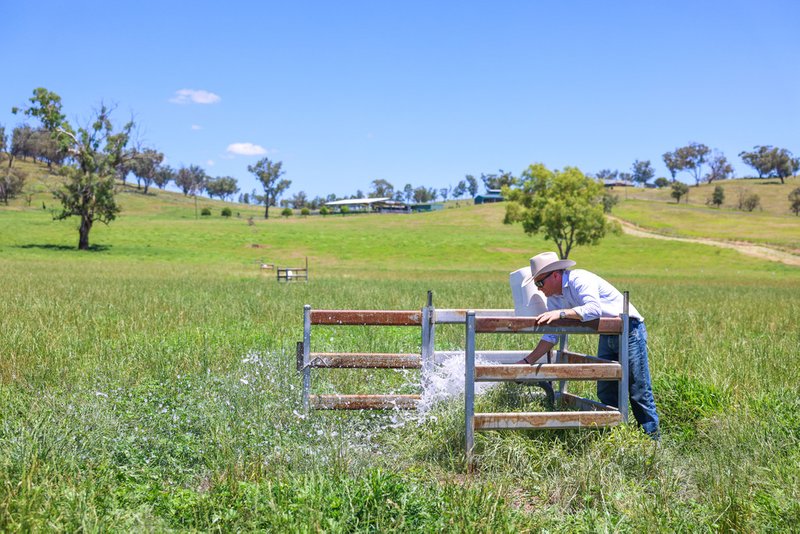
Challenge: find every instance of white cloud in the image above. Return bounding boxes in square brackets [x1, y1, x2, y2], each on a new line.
[170, 89, 221, 105]
[191, 124, 202, 130]
[207, 160, 215, 166]
[226, 142, 268, 156]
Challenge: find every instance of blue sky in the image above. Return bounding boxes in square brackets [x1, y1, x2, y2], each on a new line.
[2, 1, 798, 199]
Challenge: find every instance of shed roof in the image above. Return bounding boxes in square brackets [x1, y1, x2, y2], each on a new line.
[324, 197, 391, 206]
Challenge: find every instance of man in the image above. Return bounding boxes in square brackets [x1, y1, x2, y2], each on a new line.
[517, 251, 660, 438]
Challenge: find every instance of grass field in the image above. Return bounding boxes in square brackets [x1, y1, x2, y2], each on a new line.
[614, 176, 800, 251]
[1, 167, 799, 531]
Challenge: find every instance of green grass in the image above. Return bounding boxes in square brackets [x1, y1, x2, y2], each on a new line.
[1, 164, 800, 531]
[613, 176, 800, 250]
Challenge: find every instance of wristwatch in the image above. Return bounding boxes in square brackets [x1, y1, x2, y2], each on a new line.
[559, 310, 567, 320]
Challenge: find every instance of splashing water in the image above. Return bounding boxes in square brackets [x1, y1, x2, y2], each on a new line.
[417, 351, 498, 414]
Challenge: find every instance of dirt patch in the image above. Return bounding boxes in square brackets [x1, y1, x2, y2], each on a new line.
[248, 243, 270, 249]
[609, 216, 800, 267]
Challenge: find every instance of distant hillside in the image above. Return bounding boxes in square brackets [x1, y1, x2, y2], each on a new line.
[611, 177, 800, 251]
[614, 176, 800, 215]
[3, 159, 798, 253]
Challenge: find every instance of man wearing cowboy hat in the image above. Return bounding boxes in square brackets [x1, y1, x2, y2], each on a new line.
[518, 251, 660, 438]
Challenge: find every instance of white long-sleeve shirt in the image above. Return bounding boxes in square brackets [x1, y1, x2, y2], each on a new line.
[542, 269, 643, 344]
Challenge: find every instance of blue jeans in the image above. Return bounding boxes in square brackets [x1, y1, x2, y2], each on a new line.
[597, 319, 660, 437]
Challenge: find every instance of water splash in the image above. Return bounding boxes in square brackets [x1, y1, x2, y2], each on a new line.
[418, 351, 498, 414]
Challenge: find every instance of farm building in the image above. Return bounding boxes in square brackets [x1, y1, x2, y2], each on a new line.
[324, 197, 409, 213]
[410, 202, 444, 212]
[474, 188, 504, 204]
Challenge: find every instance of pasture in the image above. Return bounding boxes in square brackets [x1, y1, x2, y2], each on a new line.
[1, 187, 799, 531]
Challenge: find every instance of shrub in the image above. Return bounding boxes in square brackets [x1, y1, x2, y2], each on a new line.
[281, 207, 293, 218]
[707, 185, 724, 208]
[300, 207, 310, 217]
[221, 207, 232, 218]
[654, 177, 670, 188]
[737, 190, 760, 212]
[670, 182, 689, 203]
[319, 206, 330, 216]
[601, 190, 619, 213]
[789, 187, 800, 216]
[340, 205, 350, 216]
[200, 207, 212, 216]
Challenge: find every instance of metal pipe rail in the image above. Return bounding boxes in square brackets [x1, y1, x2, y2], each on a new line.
[464, 292, 632, 471]
[300, 297, 525, 411]
[301, 306, 427, 411]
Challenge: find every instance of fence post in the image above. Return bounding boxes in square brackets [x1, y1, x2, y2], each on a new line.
[465, 310, 476, 473]
[619, 292, 630, 422]
[303, 304, 311, 411]
[421, 290, 434, 399]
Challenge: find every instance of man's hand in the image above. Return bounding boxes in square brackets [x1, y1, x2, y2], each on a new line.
[534, 310, 562, 324]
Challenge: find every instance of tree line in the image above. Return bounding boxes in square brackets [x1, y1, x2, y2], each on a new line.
[2, 87, 799, 250]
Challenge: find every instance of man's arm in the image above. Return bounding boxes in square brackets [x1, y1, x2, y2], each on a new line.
[516, 338, 555, 365]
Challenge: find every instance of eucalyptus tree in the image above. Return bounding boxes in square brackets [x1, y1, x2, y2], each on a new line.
[739, 146, 799, 184]
[503, 163, 607, 259]
[174, 165, 206, 196]
[403, 183, 413, 203]
[481, 169, 517, 191]
[771, 147, 800, 184]
[14, 87, 134, 250]
[370, 179, 394, 198]
[453, 180, 466, 199]
[129, 148, 164, 194]
[465, 174, 478, 197]
[0, 167, 26, 204]
[675, 142, 710, 186]
[662, 151, 681, 182]
[153, 164, 175, 189]
[205, 176, 239, 200]
[290, 190, 308, 209]
[595, 169, 618, 182]
[705, 151, 734, 183]
[247, 157, 291, 219]
[9, 124, 35, 167]
[739, 146, 773, 178]
[631, 160, 655, 186]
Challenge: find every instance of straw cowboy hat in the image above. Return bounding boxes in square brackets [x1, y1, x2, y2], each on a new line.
[521, 251, 576, 287]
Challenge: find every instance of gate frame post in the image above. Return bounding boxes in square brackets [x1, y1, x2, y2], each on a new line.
[618, 292, 630, 422]
[303, 304, 311, 411]
[421, 291, 435, 398]
[465, 310, 476, 472]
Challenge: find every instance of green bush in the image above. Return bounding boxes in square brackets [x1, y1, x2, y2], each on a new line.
[738, 191, 760, 212]
[602, 190, 619, 213]
[200, 207, 212, 216]
[319, 206, 330, 216]
[221, 207, 232, 218]
[281, 207, 293, 218]
[300, 207, 310, 217]
[340, 205, 350, 216]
